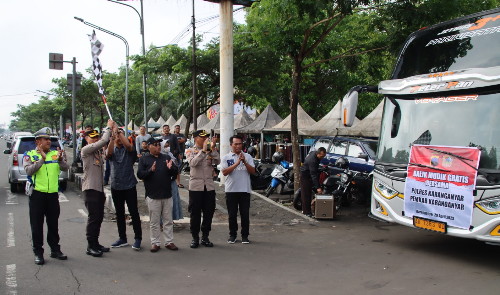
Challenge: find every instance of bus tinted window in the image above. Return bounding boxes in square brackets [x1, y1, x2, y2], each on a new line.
[393, 12, 500, 79]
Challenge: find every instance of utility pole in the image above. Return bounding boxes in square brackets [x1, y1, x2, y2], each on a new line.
[192, 0, 197, 131]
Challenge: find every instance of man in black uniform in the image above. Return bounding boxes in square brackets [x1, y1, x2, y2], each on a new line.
[300, 147, 326, 217]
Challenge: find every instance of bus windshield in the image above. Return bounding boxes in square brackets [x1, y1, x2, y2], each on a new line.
[377, 92, 500, 170]
[393, 11, 500, 79]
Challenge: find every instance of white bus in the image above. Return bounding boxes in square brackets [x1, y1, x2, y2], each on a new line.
[343, 8, 500, 244]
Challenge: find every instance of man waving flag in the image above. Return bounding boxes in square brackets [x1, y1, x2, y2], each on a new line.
[88, 30, 112, 119]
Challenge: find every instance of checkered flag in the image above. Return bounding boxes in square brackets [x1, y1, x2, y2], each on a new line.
[87, 30, 112, 119]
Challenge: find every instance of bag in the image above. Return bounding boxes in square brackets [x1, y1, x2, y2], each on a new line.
[25, 181, 34, 196]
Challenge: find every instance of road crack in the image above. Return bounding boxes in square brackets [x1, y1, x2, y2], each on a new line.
[34, 265, 42, 281]
[68, 267, 81, 293]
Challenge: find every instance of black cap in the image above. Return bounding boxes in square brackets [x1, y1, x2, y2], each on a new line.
[192, 130, 209, 138]
[85, 130, 100, 138]
[146, 137, 163, 145]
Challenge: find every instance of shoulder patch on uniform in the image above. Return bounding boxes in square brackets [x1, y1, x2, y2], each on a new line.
[24, 155, 31, 162]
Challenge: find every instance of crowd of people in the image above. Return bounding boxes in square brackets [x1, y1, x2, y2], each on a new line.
[23, 120, 256, 264]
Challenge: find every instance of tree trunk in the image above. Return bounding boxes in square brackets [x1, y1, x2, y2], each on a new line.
[290, 57, 303, 193]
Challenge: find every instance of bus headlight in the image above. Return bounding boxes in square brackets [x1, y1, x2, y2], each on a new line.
[476, 197, 500, 215]
[374, 179, 399, 199]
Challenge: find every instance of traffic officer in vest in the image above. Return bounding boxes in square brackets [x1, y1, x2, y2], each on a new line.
[24, 128, 69, 265]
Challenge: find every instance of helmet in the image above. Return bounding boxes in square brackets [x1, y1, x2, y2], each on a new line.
[272, 151, 284, 163]
[334, 157, 349, 169]
[247, 146, 257, 158]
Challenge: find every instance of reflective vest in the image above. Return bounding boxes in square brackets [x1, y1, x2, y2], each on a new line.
[26, 150, 60, 193]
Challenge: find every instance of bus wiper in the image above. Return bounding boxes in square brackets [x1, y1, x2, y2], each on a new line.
[408, 162, 450, 172]
[424, 146, 489, 177]
[375, 161, 407, 172]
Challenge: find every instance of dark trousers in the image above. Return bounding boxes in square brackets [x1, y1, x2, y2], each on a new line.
[84, 190, 105, 245]
[300, 173, 313, 215]
[188, 188, 216, 239]
[226, 192, 250, 238]
[104, 160, 110, 184]
[29, 190, 60, 255]
[111, 186, 142, 241]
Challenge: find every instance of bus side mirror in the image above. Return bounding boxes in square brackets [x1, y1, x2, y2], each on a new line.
[342, 90, 358, 127]
[341, 85, 378, 127]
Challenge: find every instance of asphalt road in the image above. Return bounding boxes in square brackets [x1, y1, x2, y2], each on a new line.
[1, 139, 499, 295]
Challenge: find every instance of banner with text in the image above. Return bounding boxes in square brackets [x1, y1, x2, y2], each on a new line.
[404, 145, 481, 229]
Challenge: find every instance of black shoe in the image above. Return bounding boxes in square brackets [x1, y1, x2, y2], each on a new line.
[50, 251, 67, 260]
[86, 247, 103, 257]
[190, 239, 199, 249]
[97, 244, 110, 253]
[34, 254, 45, 265]
[201, 237, 214, 247]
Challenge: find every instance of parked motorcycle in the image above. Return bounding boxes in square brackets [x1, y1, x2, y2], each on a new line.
[293, 164, 337, 210]
[250, 159, 274, 190]
[264, 152, 294, 198]
[293, 157, 371, 214]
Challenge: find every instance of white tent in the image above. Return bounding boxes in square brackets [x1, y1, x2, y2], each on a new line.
[234, 109, 254, 129]
[265, 104, 316, 132]
[156, 116, 166, 126]
[190, 114, 210, 132]
[174, 114, 188, 130]
[299, 101, 360, 136]
[165, 115, 177, 127]
[237, 104, 283, 134]
[337, 100, 384, 138]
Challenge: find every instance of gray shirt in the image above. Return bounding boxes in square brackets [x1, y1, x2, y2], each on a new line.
[221, 152, 254, 193]
[135, 134, 151, 154]
[108, 146, 138, 190]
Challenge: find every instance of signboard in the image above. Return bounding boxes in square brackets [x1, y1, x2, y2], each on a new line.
[404, 145, 481, 230]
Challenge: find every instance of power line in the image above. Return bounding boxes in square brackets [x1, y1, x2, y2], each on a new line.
[0, 92, 36, 98]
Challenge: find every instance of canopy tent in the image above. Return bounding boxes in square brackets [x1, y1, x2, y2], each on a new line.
[337, 100, 384, 138]
[156, 116, 166, 126]
[174, 114, 188, 130]
[265, 104, 316, 132]
[200, 113, 220, 133]
[189, 114, 210, 132]
[127, 121, 140, 132]
[165, 115, 177, 127]
[299, 101, 360, 136]
[236, 104, 283, 134]
[234, 109, 254, 129]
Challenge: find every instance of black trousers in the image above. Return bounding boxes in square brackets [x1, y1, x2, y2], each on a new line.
[111, 186, 142, 241]
[226, 192, 250, 238]
[300, 173, 313, 215]
[29, 190, 60, 255]
[188, 188, 216, 239]
[84, 190, 105, 245]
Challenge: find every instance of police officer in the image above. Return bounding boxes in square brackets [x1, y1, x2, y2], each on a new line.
[186, 130, 220, 248]
[24, 129, 69, 265]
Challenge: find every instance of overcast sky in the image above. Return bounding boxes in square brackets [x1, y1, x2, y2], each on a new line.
[0, 0, 246, 128]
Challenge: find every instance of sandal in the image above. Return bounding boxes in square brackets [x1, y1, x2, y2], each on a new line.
[177, 184, 184, 188]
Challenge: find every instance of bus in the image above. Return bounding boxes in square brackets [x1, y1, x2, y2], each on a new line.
[342, 8, 500, 244]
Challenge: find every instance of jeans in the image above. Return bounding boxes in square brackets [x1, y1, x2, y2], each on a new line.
[111, 186, 142, 241]
[29, 191, 61, 254]
[226, 192, 250, 238]
[188, 189, 216, 239]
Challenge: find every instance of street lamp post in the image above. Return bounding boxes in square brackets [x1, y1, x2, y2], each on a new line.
[107, 0, 147, 130]
[74, 17, 130, 132]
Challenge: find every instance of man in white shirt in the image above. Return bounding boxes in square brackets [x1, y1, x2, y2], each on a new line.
[221, 135, 256, 244]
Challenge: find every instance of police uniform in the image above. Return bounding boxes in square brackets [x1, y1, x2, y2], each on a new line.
[186, 130, 220, 248]
[23, 129, 69, 264]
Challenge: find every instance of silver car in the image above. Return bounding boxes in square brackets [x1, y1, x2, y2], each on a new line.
[4, 135, 69, 193]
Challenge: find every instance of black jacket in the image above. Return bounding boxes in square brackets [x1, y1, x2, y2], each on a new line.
[137, 153, 178, 199]
[300, 151, 321, 189]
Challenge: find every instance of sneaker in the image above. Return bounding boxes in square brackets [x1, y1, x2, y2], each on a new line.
[227, 236, 237, 244]
[111, 238, 128, 248]
[132, 239, 141, 251]
[242, 237, 250, 244]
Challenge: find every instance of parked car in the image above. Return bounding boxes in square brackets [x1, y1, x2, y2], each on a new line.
[4, 135, 68, 193]
[311, 136, 378, 173]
